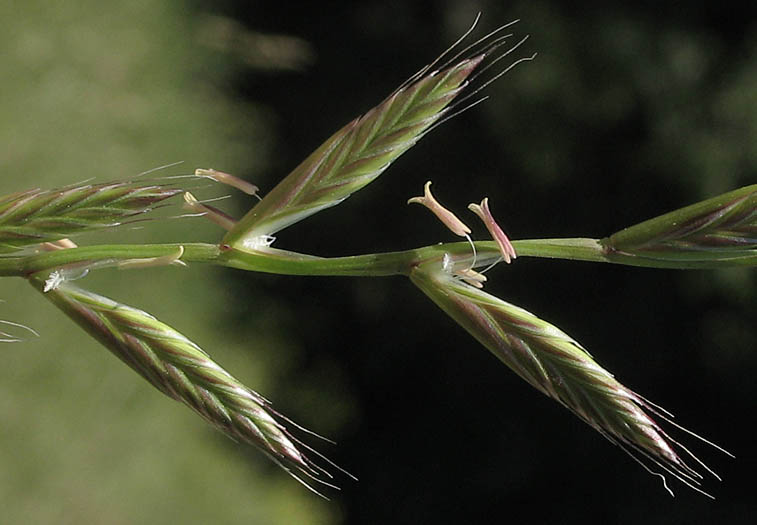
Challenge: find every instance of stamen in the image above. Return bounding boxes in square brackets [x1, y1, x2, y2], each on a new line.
[40, 238, 78, 251]
[195, 168, 260, 197]
[408, 181, 471, 237]
[183, 192, 237, 231]
[468, 198, 517, 263]
[456, 268, 487, 288]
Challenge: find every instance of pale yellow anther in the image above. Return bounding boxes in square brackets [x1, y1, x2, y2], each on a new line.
[456, 268, 487, 288]
[183, 191, 199, 207]
[408, 181, 471, 237]
[468, 197, 517, 263]
[40, 238, 78, 251]
[195, 168, 259, 196]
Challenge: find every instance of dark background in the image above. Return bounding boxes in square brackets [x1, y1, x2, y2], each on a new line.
[199, 2, 757, 524]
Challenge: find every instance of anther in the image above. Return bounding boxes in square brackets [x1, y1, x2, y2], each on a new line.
[183, 192, 237, 231]
[195, 168, 260, 197]
[468, 198, 517, 263]
[408, 181, 471, 237]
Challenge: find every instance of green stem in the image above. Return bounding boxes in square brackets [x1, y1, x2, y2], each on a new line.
[216, 239, 608, 276]
[0, 243, 221, 277]
[514, 238, 757, 268]
[1, 236, 749, 279]
[217, 243, 487, 277]
[512, 238, 608, 263]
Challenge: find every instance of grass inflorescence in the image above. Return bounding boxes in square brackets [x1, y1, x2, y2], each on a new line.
[1, 16, 753, 499]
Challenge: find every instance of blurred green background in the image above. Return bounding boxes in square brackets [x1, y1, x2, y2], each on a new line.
[0, 1, 333, 523]
[2, 1, 756, 524]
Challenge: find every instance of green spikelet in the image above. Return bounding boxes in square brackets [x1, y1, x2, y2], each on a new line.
[0, 182, 181, 252]
[410, 253, 727, 497]
[223, 54, 486, 249]
[602, 184, 757, 267]
[30, 275, 342, 493]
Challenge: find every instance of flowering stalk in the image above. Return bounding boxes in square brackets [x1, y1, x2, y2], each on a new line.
[2, 19, 754, 499]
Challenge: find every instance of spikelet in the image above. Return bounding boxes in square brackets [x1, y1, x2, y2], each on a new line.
[30, 276, 346, 495]
[0, 182, 181, 252]
[410, 254, 728, 497]
[602, 184, 757, 267]
[223, 20, 535, 250]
